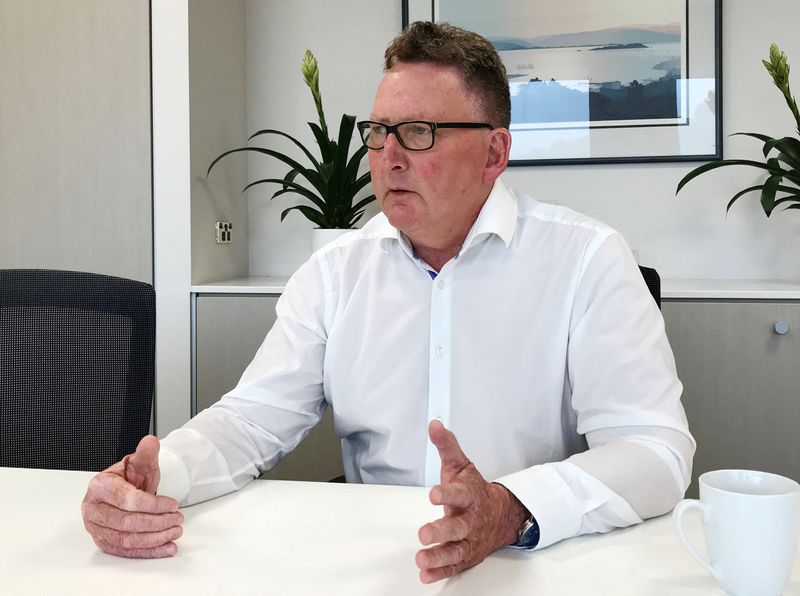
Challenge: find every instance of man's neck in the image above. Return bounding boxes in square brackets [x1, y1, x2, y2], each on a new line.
[403, 185, 494, 272]
[413, 243, 460, 273]
[408, 213, 478, 272]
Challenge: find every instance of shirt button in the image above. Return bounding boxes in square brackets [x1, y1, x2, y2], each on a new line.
[435, 347, 444, 358]
[437, 279, 446, 289]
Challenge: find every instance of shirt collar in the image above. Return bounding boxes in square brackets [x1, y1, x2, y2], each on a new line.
[461, 177, 517, 252]
[376, 177, 518, 254]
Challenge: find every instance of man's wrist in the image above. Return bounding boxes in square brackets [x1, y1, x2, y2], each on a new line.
[491, 482, 532, 549]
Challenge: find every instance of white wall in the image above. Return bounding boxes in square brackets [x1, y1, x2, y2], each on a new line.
[246, 0, 393, 276]
[504, 0, 800, 280]
[245, 0, 800, 280]
[153, 0, 192, 435]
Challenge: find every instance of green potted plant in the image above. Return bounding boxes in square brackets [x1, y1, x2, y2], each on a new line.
[677, 44, 800, 216]
[208, 50, 376, 250]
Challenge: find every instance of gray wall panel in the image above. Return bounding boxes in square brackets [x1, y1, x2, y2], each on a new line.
[0, 0, 152, 282]
[663, 301, 800, 497]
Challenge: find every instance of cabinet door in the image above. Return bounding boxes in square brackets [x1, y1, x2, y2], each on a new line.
[196, 295, 344, 482]
[662, 301, 800, 496]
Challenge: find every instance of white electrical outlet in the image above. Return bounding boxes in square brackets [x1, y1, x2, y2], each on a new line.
[215, 221, 233, 244]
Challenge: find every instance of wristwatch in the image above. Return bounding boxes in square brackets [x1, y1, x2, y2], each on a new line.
[513, 512, 540, 549]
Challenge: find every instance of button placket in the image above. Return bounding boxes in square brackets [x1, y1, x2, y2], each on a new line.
[424, 273, 452, 486]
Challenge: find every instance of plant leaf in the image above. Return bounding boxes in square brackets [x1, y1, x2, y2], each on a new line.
[760, 165, 782, 216]
[207, 147, 326, 195]
[730, 132, 775, 142]
[241, 177, 326, 211]
[344, 145, 369, 188]
[270, 187, 302, 201]
[342, 171, 375, 205]
[725, 184, 800, 213]
[762, 136, 800, 162]
[347, 210, 367, 226]
[309, 122, 334, 163]
[328, 114, 357, 204]
[676, 159, 787, 194]
[317, 161, 335, 183]
[344, 194, 376, 221]
[280, 205, 327, 227]
[730, 132, 777, 158]
[282, 168, 300, 191]
[773, 194, 800, 207]
[725, 184, 766, 212]
[247, 128, 321, 169]
[774, 155, 800, 185]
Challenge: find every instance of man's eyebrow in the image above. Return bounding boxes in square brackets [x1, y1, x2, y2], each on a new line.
[368, 116, 430, 123]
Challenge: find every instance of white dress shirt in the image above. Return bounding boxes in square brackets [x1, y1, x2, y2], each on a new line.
[159, 178, 695, 549]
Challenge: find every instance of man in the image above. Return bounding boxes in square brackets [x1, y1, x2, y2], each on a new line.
[82, 22, 694, 584]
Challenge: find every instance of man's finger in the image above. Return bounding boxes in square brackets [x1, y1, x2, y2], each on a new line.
[418, 513, 472, 546]
[88, 473, 179, 513]
[82, 501, 184, 533]
[419, 561, 467, 585]
[85, 520, 183, 551]
[416, 540, 469, 571]
[429, 482, 474, 509]
[93, 540, 179, 559]
[125, 435, 160, 493]
[428, 420, 470, 473]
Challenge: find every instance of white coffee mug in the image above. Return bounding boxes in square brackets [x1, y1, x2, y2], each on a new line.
[673, 469, 800, 596]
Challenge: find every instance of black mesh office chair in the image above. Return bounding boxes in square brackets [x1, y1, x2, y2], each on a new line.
[0, 269, 155, 471]
[638, 266, 661, 309]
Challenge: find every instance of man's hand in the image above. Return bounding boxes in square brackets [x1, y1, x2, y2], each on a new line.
[81, 435, 184, 558]
[416, 420, 530, 584]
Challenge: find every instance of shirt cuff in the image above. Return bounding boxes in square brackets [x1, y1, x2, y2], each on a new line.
[495, 464, 583, 550]
[157, 445, 191, 505]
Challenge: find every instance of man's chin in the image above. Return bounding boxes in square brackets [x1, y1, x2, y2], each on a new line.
[383, 204, 419, 234]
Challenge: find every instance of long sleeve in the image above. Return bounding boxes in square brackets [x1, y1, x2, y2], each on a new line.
[498, 232, 695, 548]
[158, 256, 330, 506]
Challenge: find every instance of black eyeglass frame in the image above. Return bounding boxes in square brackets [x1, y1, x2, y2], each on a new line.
[356, 120, 494, 151]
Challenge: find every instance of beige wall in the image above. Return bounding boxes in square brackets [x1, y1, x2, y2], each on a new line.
[0, 0, 152, 282]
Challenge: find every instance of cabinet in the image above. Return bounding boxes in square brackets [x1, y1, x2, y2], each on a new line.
[662, 300, 800, 496]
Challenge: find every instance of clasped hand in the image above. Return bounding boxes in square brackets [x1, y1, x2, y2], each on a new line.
[415, 420, 529, 584]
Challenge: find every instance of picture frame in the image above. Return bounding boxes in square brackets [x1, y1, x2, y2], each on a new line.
[401, 0, 722, 166]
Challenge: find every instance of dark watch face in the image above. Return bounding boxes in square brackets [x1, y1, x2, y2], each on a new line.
[518, 518, 540, 549]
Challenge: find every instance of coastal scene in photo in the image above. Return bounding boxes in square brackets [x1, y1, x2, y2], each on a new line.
[438, 0, 686, 129]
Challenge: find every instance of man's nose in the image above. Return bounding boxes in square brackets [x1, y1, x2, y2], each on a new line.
[381, 131, 408, 167]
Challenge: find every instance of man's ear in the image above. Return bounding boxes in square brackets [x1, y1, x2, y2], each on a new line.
[484, 128, 512, 184]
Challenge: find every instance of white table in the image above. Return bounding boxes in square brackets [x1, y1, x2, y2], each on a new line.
[1, 468, 799, 595]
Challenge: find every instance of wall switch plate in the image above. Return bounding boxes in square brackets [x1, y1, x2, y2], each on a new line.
[215, 221, 232, 244]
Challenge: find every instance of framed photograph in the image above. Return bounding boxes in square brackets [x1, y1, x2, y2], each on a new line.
[402, 0, 722, 166]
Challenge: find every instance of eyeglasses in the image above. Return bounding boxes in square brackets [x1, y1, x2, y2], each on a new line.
[356, 120, 493, 151]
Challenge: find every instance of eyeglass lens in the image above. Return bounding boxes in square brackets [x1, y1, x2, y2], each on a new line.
[361, 122, 434, 151]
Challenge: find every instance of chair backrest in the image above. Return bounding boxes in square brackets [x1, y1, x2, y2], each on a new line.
[638, 265, 661, 309]
[0, 269, 155, 471]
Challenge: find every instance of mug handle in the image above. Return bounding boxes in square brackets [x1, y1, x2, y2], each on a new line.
[672, 499, 720, 581]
